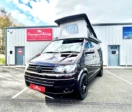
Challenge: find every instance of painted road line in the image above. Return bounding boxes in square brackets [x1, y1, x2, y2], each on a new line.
[0, 75, 12, 80]
[12, 87, 54, 99]
[44, 94, 54, 99]
[12, 87, 28, 99]
[105, 70, 132, 85]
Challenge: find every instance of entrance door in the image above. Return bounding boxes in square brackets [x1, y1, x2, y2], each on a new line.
[15, 47, 25, 65]
[108, 45, 119, 66]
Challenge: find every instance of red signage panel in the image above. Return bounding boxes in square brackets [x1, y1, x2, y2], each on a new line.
[18, 49, 22, 54]
[27, 28, 52, 41]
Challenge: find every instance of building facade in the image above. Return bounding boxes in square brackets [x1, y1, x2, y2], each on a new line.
[93, 23, 132, 66]
[5, 23, 132, 66]
[5, 26, 59, 65]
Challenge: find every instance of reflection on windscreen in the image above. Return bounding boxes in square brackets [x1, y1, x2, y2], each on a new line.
[43, 39, 84, 53]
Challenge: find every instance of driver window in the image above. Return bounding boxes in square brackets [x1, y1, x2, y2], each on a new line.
[85, 41, 94, 50]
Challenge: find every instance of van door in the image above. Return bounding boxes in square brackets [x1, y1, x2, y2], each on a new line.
[84, 41, 95, 77]
[92, 42, 101, 71]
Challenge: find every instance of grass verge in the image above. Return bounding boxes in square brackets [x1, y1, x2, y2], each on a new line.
[0, 54, 5, 64]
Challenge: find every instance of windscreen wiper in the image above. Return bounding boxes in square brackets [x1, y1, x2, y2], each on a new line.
[60, 51, 79, 53]
[44, 51, 58, 53]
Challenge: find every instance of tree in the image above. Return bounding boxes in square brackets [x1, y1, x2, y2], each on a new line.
[0, 7, 23, 54]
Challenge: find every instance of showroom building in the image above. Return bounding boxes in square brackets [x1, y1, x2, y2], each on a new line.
[5, 23, 132, 66]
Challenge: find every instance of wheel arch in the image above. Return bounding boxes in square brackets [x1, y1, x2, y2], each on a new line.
[77, 68, 89, 82]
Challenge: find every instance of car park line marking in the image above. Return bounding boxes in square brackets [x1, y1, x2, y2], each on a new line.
[12, 87, 28, 99]
[12, 87, 54, 99]
[105, 70, 132, 85]
[0, 75, 12, 80]
[44, 94, 54, 99]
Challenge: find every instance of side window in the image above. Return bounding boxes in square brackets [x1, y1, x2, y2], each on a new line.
[85, 41, 94, 50]
[92, 42, 102, 57]
[89, 42, 94, 48]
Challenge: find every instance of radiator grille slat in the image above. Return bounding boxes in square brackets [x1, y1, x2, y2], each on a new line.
[25, 73, 54, 87]
[27, 64, 55, 73]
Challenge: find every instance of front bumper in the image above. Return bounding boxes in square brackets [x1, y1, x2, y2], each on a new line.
[25, 70, 77, 94]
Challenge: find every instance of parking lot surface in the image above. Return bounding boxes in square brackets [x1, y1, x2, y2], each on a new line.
[0, 67, 132, 112]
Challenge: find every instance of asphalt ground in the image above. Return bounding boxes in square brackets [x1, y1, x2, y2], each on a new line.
[0, 67, 132, 112]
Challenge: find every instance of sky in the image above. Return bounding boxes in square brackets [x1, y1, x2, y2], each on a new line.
[0, 0, 132, 26]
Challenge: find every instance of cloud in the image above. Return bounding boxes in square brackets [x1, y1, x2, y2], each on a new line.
[12, 0, 32, 11]
[55, 0, 132, 23]
[11, 10, 27, 22]
[11, 10, 36, 25]
[6, 0, 58, 25]
[4, 0, 132, 26]
[21, 0, 30, 4]
[5, 0, 12, 3]
[124, 19, 132, 22]
[29, 0, 59, 24]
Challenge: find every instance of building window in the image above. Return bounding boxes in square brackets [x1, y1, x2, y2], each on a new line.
[111, 51, 116, 54]
[123, 27, 132, 39]
[111, 46, 117, 49]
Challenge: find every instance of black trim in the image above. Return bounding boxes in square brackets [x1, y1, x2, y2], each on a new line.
[55, 13, 97, 38]
[92, 23, 132, 26]
[5, 28, 7, 65]
[5, 23, 132, 29]
[5, 25, 58, 29]
[87, 37, 101, 43]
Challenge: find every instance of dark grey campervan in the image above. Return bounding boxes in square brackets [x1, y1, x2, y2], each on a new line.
[24, 14, 103, 100]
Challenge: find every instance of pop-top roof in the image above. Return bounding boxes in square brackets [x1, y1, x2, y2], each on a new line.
[55, 13, 97, 38]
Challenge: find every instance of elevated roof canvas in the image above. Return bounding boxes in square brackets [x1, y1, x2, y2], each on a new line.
[55, 13, 97, 38]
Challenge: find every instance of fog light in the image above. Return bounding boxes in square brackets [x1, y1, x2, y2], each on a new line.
[63, 88, 71, 93]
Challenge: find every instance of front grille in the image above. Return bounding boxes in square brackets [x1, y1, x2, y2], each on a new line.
[25, 73, 54, 87]
[27, 64, 55, 73]
[25, 72, 75, 87]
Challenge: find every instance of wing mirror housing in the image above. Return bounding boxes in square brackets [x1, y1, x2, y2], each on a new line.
[85, 48, 95, 54]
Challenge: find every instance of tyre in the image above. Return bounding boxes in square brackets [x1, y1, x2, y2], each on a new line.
[97, 66, 103, 77]
[76, 73, 89, 100]
[25, 80, 29, 86]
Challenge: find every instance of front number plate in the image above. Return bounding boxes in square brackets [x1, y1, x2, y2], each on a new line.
[30, 84, 46, 93]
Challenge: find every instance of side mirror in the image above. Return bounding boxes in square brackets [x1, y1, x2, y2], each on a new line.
[85, 48, 95, 54]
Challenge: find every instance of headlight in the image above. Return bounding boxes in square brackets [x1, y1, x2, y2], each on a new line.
[55, 64, 77, 73]
[25, 63, 29, 70]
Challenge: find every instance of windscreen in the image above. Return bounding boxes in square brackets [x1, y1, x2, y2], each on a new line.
[42, 39, 84, 53]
